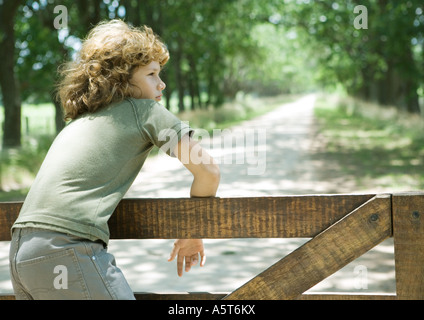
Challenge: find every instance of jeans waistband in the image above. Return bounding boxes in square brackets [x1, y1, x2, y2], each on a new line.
[13, 227, 106, 248]
[13, 227, 53, 237]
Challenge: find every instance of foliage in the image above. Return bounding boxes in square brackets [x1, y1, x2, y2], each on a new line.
[8, 0, 323, 108]
[0, 134, 53, 195]
[278, 0, 424, 113]
[0, 0, 423, 148]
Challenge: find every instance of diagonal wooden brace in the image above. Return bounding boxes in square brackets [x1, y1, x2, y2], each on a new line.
[224, 194, 392, 300]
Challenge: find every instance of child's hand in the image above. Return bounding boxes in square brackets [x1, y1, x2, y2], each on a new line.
[168, 239, 206, 277]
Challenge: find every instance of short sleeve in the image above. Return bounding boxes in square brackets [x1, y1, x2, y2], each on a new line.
[131, 99, 194, 156]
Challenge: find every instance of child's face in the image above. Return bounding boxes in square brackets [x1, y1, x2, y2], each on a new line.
[129, 61, 166, 102]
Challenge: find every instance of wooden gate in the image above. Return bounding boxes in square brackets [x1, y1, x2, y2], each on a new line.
[0, 192, 423, 300]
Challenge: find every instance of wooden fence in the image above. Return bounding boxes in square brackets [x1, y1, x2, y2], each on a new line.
[0, 192, 423, 300]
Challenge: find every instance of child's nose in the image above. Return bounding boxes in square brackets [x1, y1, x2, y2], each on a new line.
[159, 81, 166, 90]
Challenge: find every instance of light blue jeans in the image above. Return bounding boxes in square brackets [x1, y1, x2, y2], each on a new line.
[9, 227, 135, 300]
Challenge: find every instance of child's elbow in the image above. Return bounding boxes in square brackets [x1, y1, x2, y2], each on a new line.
[201, 162, 221, 189]
[205, 163, 220, 196]
[190, 162, 220, 198]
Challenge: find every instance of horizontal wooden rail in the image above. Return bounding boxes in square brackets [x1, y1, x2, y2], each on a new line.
[0, 194, 374, 241]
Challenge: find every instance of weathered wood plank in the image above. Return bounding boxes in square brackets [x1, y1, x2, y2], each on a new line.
[0, 195, 374, 241]
[0, 202, 22, 241]
[392, 192, 424, 300]
[224, 194, 392, 300]
[109, 195, 374, 239]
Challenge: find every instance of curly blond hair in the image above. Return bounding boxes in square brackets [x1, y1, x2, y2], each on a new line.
[57, 19, 169, 120]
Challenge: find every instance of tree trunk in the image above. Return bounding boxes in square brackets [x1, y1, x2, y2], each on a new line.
[50, 92, 65, 134]
[175, 61, 185, 113]
[0, 0, 24, 148]
[404, 80, 420, 114]
[188, 54, 203, 109]
[173, 37, 185, 113]
[402, 45, 421, 114]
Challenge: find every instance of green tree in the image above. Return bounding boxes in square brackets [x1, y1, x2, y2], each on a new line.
[0, 0, 25, 148]
[277, 0, 423, 113]
[15, 0, 111, 133]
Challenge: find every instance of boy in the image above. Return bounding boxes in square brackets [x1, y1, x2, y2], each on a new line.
[9, 20, 220, 300]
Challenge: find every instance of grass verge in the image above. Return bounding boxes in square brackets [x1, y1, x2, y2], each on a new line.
[314, 93, 424, 192]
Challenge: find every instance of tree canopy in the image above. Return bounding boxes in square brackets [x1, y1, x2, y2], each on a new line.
[1, 0, 423, 147]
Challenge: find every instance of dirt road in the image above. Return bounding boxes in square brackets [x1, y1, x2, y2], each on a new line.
[126, 94, 328, 198]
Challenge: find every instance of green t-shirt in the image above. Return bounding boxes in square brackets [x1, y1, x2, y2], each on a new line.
[13, 98, 192, 244]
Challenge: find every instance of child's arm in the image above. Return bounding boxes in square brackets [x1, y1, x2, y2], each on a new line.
[174, 133, 220, 197]
[167, 133, 220, 276]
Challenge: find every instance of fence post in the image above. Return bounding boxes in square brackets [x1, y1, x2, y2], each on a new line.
[392, 192, 424, 300]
